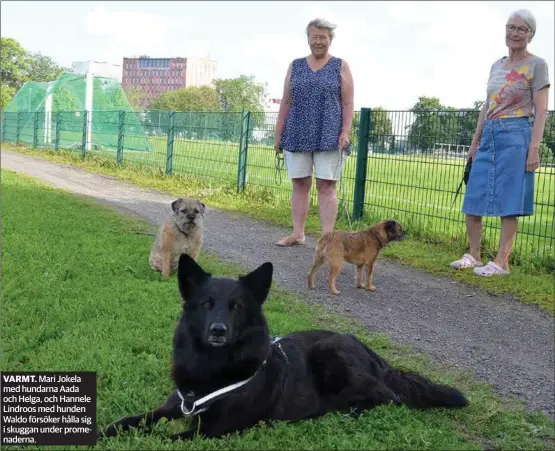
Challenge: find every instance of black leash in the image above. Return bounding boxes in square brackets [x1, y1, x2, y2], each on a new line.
[275, 148, 284, 186]
[451, 158, 473, 208]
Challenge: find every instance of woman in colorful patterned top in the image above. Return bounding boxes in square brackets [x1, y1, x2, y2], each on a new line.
[451, 9, 550, 277]
[274, 18, 354, 247]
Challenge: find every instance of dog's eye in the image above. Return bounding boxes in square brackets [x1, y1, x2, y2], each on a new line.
[229, 301, 242, 311]
[194, 209, 199, 214]
[201, 300, 213, 310]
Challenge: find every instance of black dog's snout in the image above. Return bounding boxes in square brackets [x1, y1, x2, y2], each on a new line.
[209, 323, 227, 337]
[187, 214, 196, 221]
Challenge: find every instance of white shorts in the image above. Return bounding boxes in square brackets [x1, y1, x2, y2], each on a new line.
[284, 150, 346, 181]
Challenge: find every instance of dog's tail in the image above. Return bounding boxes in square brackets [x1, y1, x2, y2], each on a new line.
[383, 368, 468, 409]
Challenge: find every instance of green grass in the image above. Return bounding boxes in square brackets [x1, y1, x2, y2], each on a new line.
[2, 168, 554, 451]
[4, 143, 554, 316]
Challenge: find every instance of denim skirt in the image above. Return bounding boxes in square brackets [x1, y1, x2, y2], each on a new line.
[462, 117, 535, 217]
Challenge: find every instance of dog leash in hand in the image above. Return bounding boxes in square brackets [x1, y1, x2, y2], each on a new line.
[274, 148, 285, 186]
[451, 158, 473, 209]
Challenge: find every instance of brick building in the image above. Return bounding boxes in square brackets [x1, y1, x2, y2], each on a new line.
[122, 56, 217, 108]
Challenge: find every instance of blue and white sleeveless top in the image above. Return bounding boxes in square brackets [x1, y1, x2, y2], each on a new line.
[281, 56, 351, 155]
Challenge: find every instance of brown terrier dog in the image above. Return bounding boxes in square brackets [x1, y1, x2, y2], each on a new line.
[307, 220, 406, 295]
[149, 198, 205, 279]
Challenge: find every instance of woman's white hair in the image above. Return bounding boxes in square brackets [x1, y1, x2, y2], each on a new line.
[508, 9, 536, 42]
[306, 18, 337, 40]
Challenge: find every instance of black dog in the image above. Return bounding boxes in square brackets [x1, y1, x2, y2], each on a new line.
[98, 254, 468, 442]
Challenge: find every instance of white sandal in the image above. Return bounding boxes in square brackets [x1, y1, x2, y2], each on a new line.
[450, 253, 482, 270]
[473, 261, 510, 277]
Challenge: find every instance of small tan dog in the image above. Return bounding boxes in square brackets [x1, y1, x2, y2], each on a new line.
[307, 220, 406, 295]
[149, 198, 205, 279]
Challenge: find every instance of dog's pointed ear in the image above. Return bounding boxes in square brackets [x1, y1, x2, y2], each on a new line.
[385, 220, 397, 234]
[239, 262, 273, 304]
[177, 254, 211, 302]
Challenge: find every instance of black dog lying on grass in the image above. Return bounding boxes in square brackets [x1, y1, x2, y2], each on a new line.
[98, 254, 468, 442]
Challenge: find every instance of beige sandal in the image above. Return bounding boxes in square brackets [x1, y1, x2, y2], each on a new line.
[275, 235, 305, 247]
[450, 253, 482, 270]
[473, 261, 510, 277]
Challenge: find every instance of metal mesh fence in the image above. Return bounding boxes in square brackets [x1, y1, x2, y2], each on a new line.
[2, 108, 553, 268]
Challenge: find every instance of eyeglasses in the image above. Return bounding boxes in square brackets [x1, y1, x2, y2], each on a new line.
[505, 24, 530, 35]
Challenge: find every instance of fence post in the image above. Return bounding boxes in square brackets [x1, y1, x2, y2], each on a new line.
[1, 111, 6, 143]
[237, 110, 251, 193]
[55, 112, 61, 151]
[81, 110, 88, 157]
[352, 108, 371, 220]
[33, 112, 39, 148]
[16, 112, 21, 144]
[117, 110, 125, 166]
[166, 111, 176, 175]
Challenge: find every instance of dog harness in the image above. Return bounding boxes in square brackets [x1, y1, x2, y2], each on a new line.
[176, 337, 287, 418]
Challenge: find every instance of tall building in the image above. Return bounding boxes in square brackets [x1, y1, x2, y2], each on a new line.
[121, 56, 217, 108]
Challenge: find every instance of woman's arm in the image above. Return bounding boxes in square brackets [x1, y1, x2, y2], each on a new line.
[340, 60, 354, 135]
[531, 87, 550, 149]
[274, 63, 293, 151]
[527, 86, 550, 172]
[471, 101, 489, 147]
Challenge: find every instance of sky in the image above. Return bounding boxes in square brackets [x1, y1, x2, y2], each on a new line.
[2, 0, 554, 110]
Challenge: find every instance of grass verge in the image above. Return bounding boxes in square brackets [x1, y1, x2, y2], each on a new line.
[3, 144, 553, 316]
[2, 169, 555, 450]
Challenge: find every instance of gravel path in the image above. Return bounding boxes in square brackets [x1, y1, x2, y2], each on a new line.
[2, 150, 554, 417]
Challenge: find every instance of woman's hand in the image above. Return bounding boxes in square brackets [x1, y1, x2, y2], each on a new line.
[467, 141, 479, 161]
[526, 144, 540, 172]
[274, 137, 282, 154]
[339, 132, 350, 151]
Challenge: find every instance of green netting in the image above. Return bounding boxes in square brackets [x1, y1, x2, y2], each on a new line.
[3, 72, 152, 152]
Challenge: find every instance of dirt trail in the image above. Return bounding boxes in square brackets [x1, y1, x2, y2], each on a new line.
[2, 150, 553, 417]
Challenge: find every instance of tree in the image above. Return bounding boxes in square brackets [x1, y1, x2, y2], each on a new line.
[542, 112, 555, 157]
[408, 96, 442, 152]
[52, 86, 78, 111]
[213, 75, 267, 141]
[369, 107, 394, 151]
[213, 75, 266, 113]
[1, 84, 16, 109]
[1, 38, 68, 109]
[458, 100, 485, 147]
[348, 107, 394, 153]
[151, 85, 220, 112]
[26, 52, 65, 83]
[349, 112, 360, 149]
[408, 96, 465, 153]
[123, 87, 146, 111]
[1, 37, 30, 92]
[539, 142, 552, 165]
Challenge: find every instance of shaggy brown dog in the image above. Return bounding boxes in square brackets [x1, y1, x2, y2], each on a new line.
[308, 220, 405, 295]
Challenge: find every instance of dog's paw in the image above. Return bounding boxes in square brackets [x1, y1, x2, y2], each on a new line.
[357, 283, 365, 289]
[368, 285, 377, 292]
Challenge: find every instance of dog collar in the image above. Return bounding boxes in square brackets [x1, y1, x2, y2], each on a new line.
[177, 227, 190, 237]
[176, 337, 285, 418]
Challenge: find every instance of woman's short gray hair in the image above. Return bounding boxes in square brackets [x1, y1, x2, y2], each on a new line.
[508, 9, 537, 41]
[306, 18, 337, 40]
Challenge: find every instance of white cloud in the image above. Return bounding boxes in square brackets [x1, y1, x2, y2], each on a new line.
[84, 4, 177, 63]
[383, 1, 428, 25]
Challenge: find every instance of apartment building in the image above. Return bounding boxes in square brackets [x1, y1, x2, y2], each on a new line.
[121, 56, 217, 108]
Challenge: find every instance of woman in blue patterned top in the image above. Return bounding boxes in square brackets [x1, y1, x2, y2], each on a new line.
[274, 18, 354, 247]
